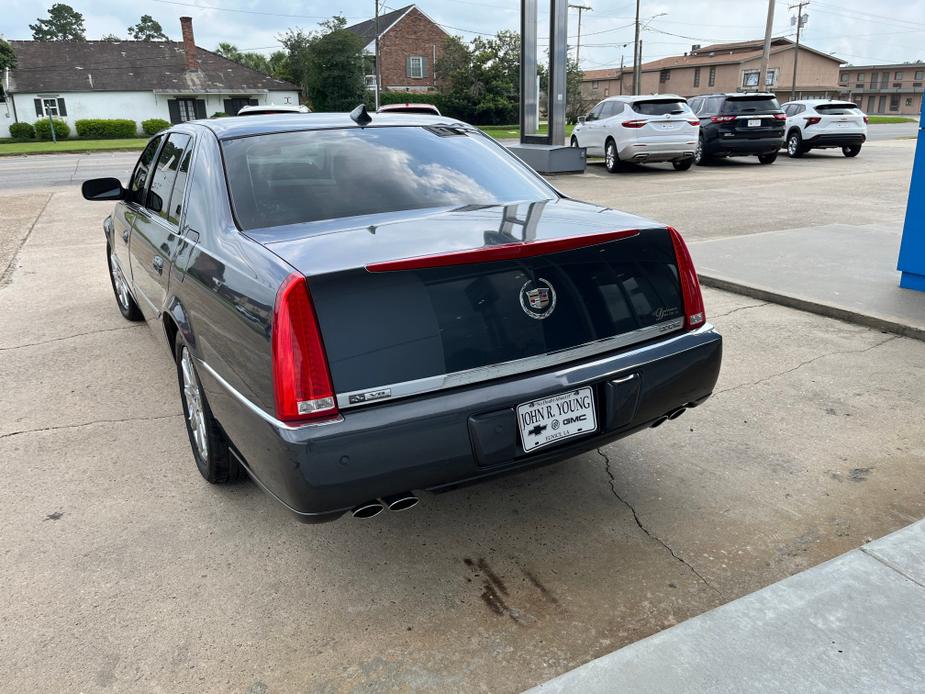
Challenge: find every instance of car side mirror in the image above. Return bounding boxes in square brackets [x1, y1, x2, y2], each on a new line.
[578, 116, 586, 124]
[82, 177, 127, 202]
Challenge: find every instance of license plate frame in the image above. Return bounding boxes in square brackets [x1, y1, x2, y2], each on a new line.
[516, 386, 597, 453]
[747, 118, 762, 127]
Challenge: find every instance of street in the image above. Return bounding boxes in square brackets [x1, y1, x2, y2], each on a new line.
[1, 138, 924, 692]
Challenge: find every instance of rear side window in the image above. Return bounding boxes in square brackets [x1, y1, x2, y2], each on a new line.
[600, 101, 624, 118]
[815, 103, 860, 115]
[722, 96, 780, 113]
[632, 99, 690, 116]
[146, 133, 192, 223]
[222, 127, 555, 230]
[167, 143, 194, 225]
[129, 136, 162, 204]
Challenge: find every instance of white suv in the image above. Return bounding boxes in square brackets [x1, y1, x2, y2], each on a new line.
[571, 95, 700, 172]
[780, 100, 868, 158]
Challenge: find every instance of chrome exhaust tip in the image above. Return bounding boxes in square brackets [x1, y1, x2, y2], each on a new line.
[651, 416, 669, 428]
[383, 493, 419, 512]
[668, 407, 687, 420]
[352, 501, 384, 519]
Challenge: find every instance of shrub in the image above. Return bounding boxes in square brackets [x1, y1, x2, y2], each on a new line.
[9, 122, 35, 139]
[211, 112, 229, 118]
[74, 118, 137, 138]
[34, 118, 71, 140]
[141, 118, 170, 136]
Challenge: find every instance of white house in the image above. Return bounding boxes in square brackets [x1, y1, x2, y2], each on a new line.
[0, 17, 300, 138]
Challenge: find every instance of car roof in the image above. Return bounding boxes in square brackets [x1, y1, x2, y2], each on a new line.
[696, 92, 777, 98]
[602, 94, 686, 102]
[194, 112, 471, 140]
[783, 99, 857, 106]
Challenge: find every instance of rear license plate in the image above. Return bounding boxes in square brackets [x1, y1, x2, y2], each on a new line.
[657, 122, 679, 130]
[517, 387, 597, 452]
[748, 119, 761, 127]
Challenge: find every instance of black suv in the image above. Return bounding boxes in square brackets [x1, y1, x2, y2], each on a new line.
[687, 93, 786, 165]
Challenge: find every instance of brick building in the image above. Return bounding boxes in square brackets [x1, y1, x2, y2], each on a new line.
[837, 64, 925, 116]
[345, 4, 448, 93]
[581, 38, 843, 108]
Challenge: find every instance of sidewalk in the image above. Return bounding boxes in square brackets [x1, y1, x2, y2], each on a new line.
[689, 223, 925, 341]
[527, 520, 925, 693]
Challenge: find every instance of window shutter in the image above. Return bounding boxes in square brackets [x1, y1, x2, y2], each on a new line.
[168, 99, 181, 124]
[194, 99, 207, 119]
[406, 56, 412, 78]
[34, 98, 42, 117]
[223, 99, 234, 115]
[56, 98, 67, 116]
[421, 57, 428, 78]
[248, 98, 258, 106]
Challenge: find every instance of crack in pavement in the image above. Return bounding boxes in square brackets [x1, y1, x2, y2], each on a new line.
[0, 191, 55, 287]
[716, 334, 900, 396]
[0, 324, 144, 351]
[597, 447, 722, 596]
[0, 414, 183, 441]
[709, 302, 770, 319]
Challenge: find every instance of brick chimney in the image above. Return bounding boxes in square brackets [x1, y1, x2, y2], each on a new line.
[179, 16, 199, 70]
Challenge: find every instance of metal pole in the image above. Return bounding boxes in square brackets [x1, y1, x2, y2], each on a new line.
[619, 53, 624, 95]
[549, 0, 568, 145]
[374, 0, 381, 109]
[758, 0, 775, 91]
[569, 4, 591, 66]
[632, 0, 640, 95]
[520, 0, 538, 141]
[789, 2, 808, 102]
[48, 109, 57, 143]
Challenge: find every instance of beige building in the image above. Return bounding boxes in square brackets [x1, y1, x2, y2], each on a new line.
[837, 64, 925, 116]
[581, 38, 843, 108]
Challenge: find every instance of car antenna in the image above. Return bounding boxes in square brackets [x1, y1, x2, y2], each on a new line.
[349, 104, 372, 127]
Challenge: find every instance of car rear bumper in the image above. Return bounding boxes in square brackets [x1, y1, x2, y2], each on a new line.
[804, 132, 867, 148]
[706, 135, 784, 157]
[619, 140, 697, 162]
[199, 325, 723, 522]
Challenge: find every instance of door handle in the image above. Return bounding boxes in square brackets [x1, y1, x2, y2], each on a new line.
[122, 229, 129, 243]
[152, 255, 164, 274]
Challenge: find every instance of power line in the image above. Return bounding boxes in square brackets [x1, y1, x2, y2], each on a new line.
[148, 0, 362, 21]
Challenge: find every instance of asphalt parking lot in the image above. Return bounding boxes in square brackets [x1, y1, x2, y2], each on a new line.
[2, 136, 924, 692]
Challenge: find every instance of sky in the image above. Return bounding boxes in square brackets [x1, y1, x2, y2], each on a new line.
[2, 0, 924, 70]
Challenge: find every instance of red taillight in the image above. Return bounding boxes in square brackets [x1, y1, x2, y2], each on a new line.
[688, 119, 701, 126]
[773, 113, 787, 121]
[621, 119, 647, 128]
[863, 115, 870, 124]
[667, 227, 705, 330]
[710, 115, 736, 124]
[272, 272, 338, 423]
[804, 116, 821, 126]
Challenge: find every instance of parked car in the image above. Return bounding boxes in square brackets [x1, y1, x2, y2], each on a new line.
[571, 95, 700, 172]
[237, 104, 311, 115]
[687, 93, 786, 165]
[82, 109, 722, 523]
[780, 99, 868, 158]
[377, 103, 441, 116]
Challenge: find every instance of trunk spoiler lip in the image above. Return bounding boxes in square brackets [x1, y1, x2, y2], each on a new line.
[364, 228, 642, 273]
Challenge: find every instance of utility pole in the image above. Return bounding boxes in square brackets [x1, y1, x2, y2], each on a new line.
[374, 0, 381, 109]
[632, 0, 641, 95]
[569, 4, 592, 66]
[789, 1, 809, 102]
[758, 0, 775, 92]
[619, 53, 625, 95]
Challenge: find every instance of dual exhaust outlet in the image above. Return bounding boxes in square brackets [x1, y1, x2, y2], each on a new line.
[352, 492, 419, 519]
[650, 402, 696, 429]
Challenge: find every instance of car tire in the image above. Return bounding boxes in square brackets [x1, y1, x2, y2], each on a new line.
[786, 131, 805, 158]
[604, 139, 622, 173]
[175, 341, 243, 484]
[570, 136, 579, 147]
[672, 158, 694, 171]
[693, 135, 708, 166]
[843, 144, 862, 158]
[758, 152, 778, 165]
[107, 244, 144, 321]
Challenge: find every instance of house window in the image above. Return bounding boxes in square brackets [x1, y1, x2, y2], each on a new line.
[407, 56, 425, 79]
[870, 73, 878, 87]
[895, 71, 904, 80]
[906, 98, 913, 107]
[857, 72, 865, 82]
[916, 71, 924, 80]
[0, 84, 5, 103]
[743, 70, 759, 88]
[693, 67, 701, 87]
[178, 99, 197, 122]
[35, 97, 67, 117]
[766, 68, 778, 86]
[708, 66, 716, 87]
[890, 94, 900, 112]
[591, 80, 599, 89]
[168, 98, 205, 124]
[660, 69, 670, 83]
[915, 83, 923, 88]
[839, 72, 848, 83]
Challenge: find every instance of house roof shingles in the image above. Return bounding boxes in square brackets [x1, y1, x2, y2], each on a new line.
[7, 40, 298, 93]
[344, 5, 414, 45]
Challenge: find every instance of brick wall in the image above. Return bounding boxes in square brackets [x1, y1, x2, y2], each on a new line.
[379, 7, 447, 91]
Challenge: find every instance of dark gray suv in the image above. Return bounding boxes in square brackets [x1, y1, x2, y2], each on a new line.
[688, 93, 787, 165]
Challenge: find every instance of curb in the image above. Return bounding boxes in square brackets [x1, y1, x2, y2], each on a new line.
[699, 273, 925, 342]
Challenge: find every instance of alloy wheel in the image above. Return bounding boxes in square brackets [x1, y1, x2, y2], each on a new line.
[180, 347, 208, 462]
[109, 251, 131, 310]
[605, 143, 615, 169]
[694, 138, 703, 164]
[788, 135, 799, 156]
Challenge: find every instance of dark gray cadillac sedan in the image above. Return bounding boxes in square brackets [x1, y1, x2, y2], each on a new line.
[82, 109, 722, 523]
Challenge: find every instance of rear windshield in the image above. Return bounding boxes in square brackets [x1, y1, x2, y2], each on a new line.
[722, 96, 780, 113]
[222, 127, 554, 230]
[632, 99, 691, 116]
[815, 103, 861, 115]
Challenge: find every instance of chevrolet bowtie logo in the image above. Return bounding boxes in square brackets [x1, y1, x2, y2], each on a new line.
[528, 424, 547, 437]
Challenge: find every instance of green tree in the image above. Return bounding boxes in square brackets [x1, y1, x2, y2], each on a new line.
[30, 3, 86, 41]
[215, 42, 272, 74]
[128, 15, 168, 41]
[100, 33, 121, 41]
[0, 39, 16, 70]
[436, 32, 520, 124]
[279, 17, 365, 112]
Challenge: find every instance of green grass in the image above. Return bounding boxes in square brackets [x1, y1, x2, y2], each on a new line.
[0, 138, 149, 156]
[867, 115, 917, 124]
[479, 124, 576, 140]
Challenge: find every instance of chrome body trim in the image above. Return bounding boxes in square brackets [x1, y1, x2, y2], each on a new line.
[336, 318, 685, 410]
[197, 358, 344, 431]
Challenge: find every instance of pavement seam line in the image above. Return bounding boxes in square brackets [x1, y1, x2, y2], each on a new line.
[596, 447, 722, 596]
[715, 334, 900, 396]
[859, 547, 925, 590]
[0, 191, 55, 287]
[709, 302, 770, 320]
[0, 324, 145, 352]
[0, 414, 183, 440]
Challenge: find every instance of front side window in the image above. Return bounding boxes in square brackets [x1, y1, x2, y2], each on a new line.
[407, 56, 424, 79]
[129, 136, 163, 204]
[599, 101, 623, 118]
[222, 127, 556, 230]
[587, 102, 605, 120]
[146, 133, 192, 222]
